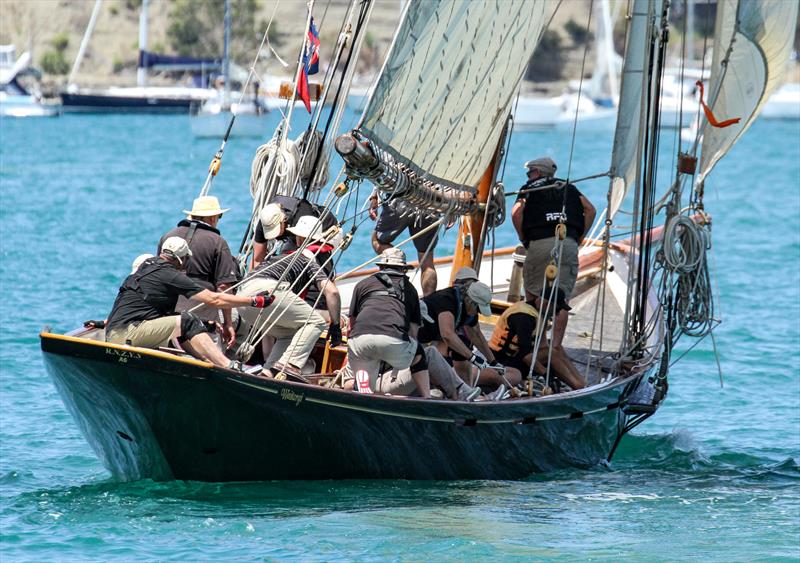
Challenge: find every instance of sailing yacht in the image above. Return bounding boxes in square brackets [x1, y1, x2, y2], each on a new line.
[190, 0, 269, 138]
[61, 0, 217, 114]
[41, 0, 796, 482]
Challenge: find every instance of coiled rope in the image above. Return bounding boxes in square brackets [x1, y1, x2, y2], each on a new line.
[661, 214, 714, 337]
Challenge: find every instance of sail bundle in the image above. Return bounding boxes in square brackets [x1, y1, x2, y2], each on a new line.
[339, 0, 558, 214]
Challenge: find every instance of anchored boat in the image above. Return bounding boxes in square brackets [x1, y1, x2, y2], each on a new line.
[42, 0, 796, 481]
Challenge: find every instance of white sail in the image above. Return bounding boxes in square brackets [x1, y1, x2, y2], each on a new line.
[697, 0, 798, 184]
[359, 0, 559, 189]
[607, 0, 663, 219]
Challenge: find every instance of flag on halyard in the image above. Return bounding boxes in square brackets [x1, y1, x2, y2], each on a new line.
[297, 17, 321, 113]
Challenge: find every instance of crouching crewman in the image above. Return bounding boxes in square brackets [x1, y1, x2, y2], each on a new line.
[105, 237, 270, 368]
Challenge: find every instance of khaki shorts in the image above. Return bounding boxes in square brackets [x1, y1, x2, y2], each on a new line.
[523, 236, 579, 298]
[106, 316, 179, 349]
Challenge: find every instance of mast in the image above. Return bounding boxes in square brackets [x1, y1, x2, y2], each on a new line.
[137, 0, 149, 87]
[223, 0, 231, 108]
[68, 0, 102, 88]
[449, 124, 507, 280]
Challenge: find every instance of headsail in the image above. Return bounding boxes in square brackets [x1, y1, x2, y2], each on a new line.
[607, 0, 664, 220]
[696, 0, 798, 184]
[342, 0, 558, 209]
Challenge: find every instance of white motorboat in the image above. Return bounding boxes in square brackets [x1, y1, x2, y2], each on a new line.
[761, 83, 800, 120]
[0, 45, 58, 118]
[513, 92, 616, 131]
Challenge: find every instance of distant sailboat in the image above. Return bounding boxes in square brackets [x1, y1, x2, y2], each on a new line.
[61, 0, 218, 114]
[190, 0, 269, 138]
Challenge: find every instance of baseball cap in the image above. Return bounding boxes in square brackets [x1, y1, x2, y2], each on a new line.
[161, 236, 192, 265]
[466, 281, 493, 316]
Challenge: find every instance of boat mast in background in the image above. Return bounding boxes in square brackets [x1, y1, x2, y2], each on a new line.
[137, 0, 149, 87]
[67, 0, 102, 89]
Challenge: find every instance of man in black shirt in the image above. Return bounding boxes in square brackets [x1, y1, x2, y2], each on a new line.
[238, 217, 341, 376]
[343, 248, 431, 396]
[419, 281, 521, 391]
[158, 195, 240, 348]
[489, 291, 586, 390]
[511, 156, 596, 368]
[251, 195, 338, 269]
[106, 237, 270, 368]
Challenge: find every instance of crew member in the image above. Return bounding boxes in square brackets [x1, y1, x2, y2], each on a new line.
[105, 237, 270, 368]
[511, 156, 596, 361]
[238, 216, 342, 377]
[345, 248, 431, 397]
[251, 196, 337, 269]
[368, 192, 439, 296]
[489, 290, 586, 390]
[158, 195, 240, 348]
[418, 281, 520, 390]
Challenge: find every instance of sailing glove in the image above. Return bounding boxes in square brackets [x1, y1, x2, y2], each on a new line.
[251, 294, 275, 308]
[488, 359, 506, 375]
[469, 353, 489, 370]
[328, 323, 343, 347]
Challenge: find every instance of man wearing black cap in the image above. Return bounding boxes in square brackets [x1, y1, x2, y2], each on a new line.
[511, 156, 595, 362]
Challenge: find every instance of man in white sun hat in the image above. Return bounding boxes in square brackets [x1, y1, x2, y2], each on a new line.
[238, 216, 342, 378]
[159, 195, 240, 349]
[105, 237, 271, 368]
[251, 196, 338, 270]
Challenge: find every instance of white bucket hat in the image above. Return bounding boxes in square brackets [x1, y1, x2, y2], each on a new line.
[183, 195, 230, 217]
[259, 203, 286, 241]
[130, 253, 154, 274]
[466, 281, 492, 316]
[161, 236, 192, 266]
[454, 266, 478, 282]
[287, 215, 327, 243]
[376, 247, 412, 270]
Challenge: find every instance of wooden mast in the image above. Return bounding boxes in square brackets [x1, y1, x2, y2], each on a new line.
[448, 123, 508, 283]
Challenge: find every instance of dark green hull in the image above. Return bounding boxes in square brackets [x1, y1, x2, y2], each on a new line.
[41, 333, 643, 482]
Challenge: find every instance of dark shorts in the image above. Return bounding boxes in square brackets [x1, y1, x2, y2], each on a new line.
[375, 204, 439, 254]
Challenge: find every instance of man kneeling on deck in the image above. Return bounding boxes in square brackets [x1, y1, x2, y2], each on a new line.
[489, 289, 586, 391]
[105, 237, 271, 368]
[343, 248, 480, 400]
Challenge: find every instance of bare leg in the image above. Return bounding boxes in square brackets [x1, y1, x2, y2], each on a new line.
[371, 231, 392, 254]
[418, 250, 437, 296]
[551, 308, 569, 349]
[453, 360, 474, 385]
[474, 366, 522, 389]
[411, 370, 431, 398]
[537, 346, 586, 390]
[187, 332, 231, 367]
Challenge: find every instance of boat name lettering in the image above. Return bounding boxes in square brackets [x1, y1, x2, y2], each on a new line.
[280, 389, 304, 406]
[105, 348, 142, 363]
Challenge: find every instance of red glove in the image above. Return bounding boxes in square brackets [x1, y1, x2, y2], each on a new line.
[251, 294, 274, 308]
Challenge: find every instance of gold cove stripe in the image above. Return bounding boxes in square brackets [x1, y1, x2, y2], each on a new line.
[40, 332, 213, 369]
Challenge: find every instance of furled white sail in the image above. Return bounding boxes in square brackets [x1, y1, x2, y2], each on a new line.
[607, 0, 663, 219]
[697, 0, 798, 184]
[359, 0, 559, 189]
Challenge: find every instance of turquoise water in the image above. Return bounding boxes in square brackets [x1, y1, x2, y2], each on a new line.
[1, 111, 798, 561]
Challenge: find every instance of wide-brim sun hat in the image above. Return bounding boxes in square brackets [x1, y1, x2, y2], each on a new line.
[183, 195, 230, 217]
[259, 203, 286, 241]
[466, 281, 493, 316]
[376, 247, 412, 269]
[287, 215, 327, 242]
[453, 266, 478, 282]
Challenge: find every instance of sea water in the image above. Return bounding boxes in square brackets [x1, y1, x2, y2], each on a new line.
[1, 110, 798, 561]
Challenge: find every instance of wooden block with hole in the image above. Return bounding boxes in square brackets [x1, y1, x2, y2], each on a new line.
[279, 81, 324, 101]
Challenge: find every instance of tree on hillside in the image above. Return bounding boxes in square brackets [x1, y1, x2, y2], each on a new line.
[167, 0, 263, 62]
